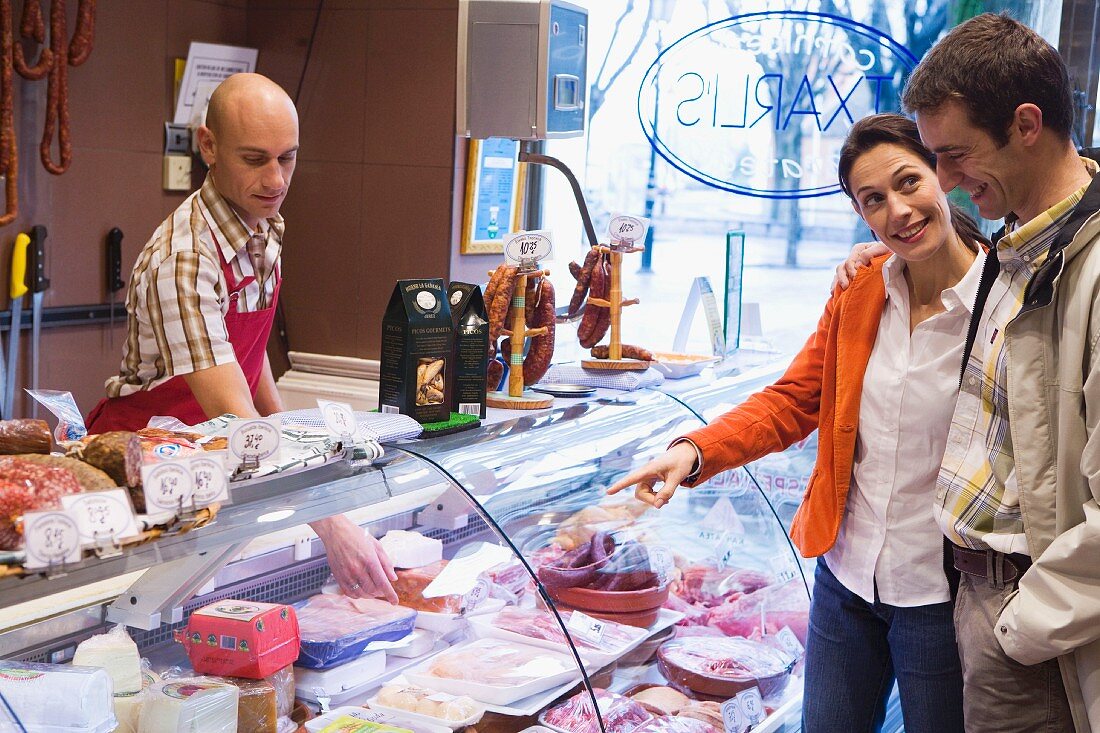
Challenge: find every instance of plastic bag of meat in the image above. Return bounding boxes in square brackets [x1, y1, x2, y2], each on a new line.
[706, 579, 810, 645]
[656, 637, 796, 698]
[0, 457, 84, 549]
[540, 689, 654, 733]
[394, 560, 469, 613]
[293, 594, 417, 669]
[490, 606, 647, 656]
[632, 716, 722, 733]
[671, 565, 774, 607]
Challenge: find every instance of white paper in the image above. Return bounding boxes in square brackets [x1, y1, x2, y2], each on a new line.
[421, 542, 513, 598]
[142, 461, 194, 514]
[23, 510, 82, 569]
[174, 42, 258, 124]
[61, 489, 140, 545]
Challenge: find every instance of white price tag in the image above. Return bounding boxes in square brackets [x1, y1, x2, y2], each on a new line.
[775, 626, 804, 657]
[722, 687, 766, 733]
[191, 453, 229, 506]
[646, 544, 675, 585]
[61, 489, 139, 545]
[464, 577, 491, 611]
[23, 510, 82, 569]
[769, 552, 799, 585]
[142, 461, 194, 513]
[317, 399, 362, 442]
[503, 229, 553, 266]
[566, 610, 606, 646]
[608, 213, 651, 246]
[227, 417, 282, 464]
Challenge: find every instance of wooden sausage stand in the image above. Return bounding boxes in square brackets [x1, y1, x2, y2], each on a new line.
[581, 238, 650, 371]
[486, 250, 554, 410]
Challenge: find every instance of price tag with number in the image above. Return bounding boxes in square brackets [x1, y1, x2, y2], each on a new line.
[566, 610, 606, 646]
[775, 626, 805, 657]
[646, 544, 675, 585]
[608, 213, 651, 247]
[317, 399, 362, 443]
[142, 461, 194, 514]
[769, 552, 799, 585]
[722, 687, 766, 733]
[228, 417, 282, 467]
[61, 489, 139, 546]
[504, 229, 553, 266]
[191, 453, 230, 506]
[23, 510, 82, 569]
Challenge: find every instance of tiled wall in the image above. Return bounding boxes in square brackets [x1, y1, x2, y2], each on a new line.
[0, 0, 461, 417]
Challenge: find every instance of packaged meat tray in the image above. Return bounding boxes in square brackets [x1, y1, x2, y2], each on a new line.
[394, 560, 465, 614]
[294, 594, 417, 669]
[369, 684, 484, 730]
[656, 637, 795, 698]
[471, 606, 646, 663]
[632, 716, 721, 733]
[539, 689, 654, 733]
[404, 638, 579, 706]
[0, 661, 115, 733]
[179, 600, 300, 679]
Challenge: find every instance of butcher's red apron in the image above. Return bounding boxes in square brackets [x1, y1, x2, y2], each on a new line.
[87, 231, 280, 433]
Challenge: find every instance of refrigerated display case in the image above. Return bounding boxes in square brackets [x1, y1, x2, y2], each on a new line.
[0, 372, 818, 733]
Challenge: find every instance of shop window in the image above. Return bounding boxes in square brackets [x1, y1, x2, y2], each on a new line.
[542, 0, 1062, 361]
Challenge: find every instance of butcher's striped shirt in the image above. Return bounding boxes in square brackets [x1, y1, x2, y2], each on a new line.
[104, 175, 284, 398]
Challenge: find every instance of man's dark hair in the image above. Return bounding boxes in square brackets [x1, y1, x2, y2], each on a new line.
[901, 13, 1073, 146]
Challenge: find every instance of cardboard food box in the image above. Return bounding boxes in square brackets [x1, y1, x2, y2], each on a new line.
[380, 279, 454, 424]
[447, 282, 489, 419]
[178, 600, 300, 679]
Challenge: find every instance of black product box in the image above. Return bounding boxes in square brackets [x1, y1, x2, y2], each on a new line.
[379, 279, 453, 424]
[447, 282, 489, 419]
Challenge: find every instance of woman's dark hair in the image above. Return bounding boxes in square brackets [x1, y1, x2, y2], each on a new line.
[838, 113, 989, 253]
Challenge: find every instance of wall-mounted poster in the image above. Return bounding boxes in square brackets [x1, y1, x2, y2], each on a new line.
[461, 137, 528, 254]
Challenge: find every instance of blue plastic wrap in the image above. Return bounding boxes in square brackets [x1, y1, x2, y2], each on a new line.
[293, 594, 417, 670]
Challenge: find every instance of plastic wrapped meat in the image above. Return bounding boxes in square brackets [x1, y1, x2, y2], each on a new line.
[671, 565, 773, 607]
[394, 560, 465, 613]
[540, 689, 654, 733]
[487, 559, 529, 597]
[633, 716, 722, 733]
[294, 594, 417, 669]
[706, 579, 809, 645]
[426, 639, 575, 686]
[656, 637, 795, 698]
[492, 606, 646, 655]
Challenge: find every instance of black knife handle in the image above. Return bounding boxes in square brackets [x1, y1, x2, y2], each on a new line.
[107, 227, 124, 293]
[28, 225, 49, 294]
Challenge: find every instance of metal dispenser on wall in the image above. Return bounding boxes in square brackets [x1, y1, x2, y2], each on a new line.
[457, 0, 588, 141]
[457, 0, 600, 253]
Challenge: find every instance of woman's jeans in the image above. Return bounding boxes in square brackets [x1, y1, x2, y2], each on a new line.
[802, 558, 964, 733]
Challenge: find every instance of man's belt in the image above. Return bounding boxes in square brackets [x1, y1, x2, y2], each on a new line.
[951, 544, 1032, 585]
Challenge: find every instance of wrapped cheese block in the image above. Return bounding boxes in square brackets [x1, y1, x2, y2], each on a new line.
[293, 594, 416, 669]
[0, 660, 115, 732]
[379, 530, 442, 568]
[179, 600, 299, 679]
[225, 677, 277, 733]
[113, 668, 161, 733]
[73, 626, 142, 695]
[268, 664, 294, 718]
[393, 561, 464, 613]
[138, 678, 238, 733]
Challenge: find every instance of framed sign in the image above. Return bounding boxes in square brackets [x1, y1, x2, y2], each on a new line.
[461, 137, 528, 254]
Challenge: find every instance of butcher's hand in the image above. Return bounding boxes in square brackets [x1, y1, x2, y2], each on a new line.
[311, 515, 398, 602]
[606, 441, 699, 509]
[832, 241, 889, 290]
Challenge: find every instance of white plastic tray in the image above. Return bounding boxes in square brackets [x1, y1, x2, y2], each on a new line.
[402, 638, 580, 707]
[294, 649, 387, 698]
[367, 694, 485, 731]
[468, 612, 640, 669]
[295, 640, 449, 708]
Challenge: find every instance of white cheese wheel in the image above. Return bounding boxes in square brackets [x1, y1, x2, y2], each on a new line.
[379, 530, 442, 568]
[138, 678, 238, 733]
[74, 628, 142, 695]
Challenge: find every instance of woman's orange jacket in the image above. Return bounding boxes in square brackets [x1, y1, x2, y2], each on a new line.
[681, 256, 890, 558]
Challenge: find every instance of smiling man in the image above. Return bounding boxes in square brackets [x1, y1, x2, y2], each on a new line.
[87, 74, 398, 603]
[902, 13, 1100, 733]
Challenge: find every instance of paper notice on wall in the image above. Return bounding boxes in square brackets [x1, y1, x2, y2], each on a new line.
[174, 42, 258, 124]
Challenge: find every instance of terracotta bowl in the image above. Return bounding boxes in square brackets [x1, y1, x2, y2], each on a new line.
[619, 625, 675, 666]
[655, 639, 794, 698]
[555, 602, 662, 629]
[551, 583, 670, 614]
